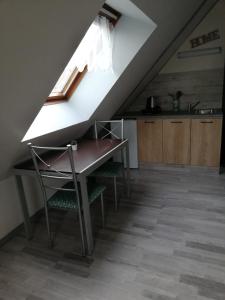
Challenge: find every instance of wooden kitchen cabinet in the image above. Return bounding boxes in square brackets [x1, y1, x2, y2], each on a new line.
[191, 118, 222, 167]
[137, 119, 163, 163]
[137, 116, 222, 168]
[163, 119, 191, 165]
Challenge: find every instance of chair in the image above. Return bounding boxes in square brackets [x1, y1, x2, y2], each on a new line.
[90, 119, 126, 210]
[28, 143, 106, 256]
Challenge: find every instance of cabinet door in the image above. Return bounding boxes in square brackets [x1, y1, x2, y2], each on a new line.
[163, 119, 191, 164]
[191, 118, 222, 167]
[137, 119, 162, 163]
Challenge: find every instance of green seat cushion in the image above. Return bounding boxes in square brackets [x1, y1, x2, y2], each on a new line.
[48, 181, 106, 209]
[48, 188, 79, 210]
[91, 161, 123, 178]
[86, 181, 106, 204]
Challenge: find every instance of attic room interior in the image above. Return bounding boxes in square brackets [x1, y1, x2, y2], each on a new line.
[0, 0, 225, 299]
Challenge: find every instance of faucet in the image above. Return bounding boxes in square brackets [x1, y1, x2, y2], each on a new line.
[188, 101, 200, 112]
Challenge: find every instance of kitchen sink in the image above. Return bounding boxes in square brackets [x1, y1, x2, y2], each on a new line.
[194, 108, 215, 115]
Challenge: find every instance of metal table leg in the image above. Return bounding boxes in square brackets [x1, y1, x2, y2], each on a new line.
[79, 175, 94, 255]
[15, 175, 32, 239]
[125, 143, 131, 197]
[121, 148, 127, 196]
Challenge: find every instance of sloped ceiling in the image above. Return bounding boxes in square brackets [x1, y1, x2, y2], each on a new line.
[0, 0, 215, 178]
[0, 0, 104, 177]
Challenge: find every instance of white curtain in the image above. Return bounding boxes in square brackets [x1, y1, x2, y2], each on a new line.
[50, 17, 114, 95]
[71, 16, 114, 72]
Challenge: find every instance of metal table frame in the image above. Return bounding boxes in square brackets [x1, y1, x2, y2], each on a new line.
[14, 139, 130, 255]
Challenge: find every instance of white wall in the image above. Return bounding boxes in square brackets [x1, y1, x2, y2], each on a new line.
[0, 0, 104, 177]
[70, 14, 155, 118]
[0, 177, 23, 240]
[161, 0, 225, 73]
[0, 175, 43, 240]
[0, 0, 104, 239]
[113, 16, 155, 75]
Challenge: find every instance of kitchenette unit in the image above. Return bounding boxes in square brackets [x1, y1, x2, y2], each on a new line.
[121, 109, 223, 169]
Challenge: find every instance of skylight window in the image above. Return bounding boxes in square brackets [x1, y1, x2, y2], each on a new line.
[23, 0, 156, 142]
[47, 4, 120, 104]
[50, 68, 79, 97]
[47, 67, 86, 101]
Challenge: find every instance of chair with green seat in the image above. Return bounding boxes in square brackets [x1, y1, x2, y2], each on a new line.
[28, 143, 106, 256]
[91, 119, 126, 210]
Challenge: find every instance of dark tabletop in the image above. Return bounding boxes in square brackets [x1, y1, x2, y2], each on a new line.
[15, 139, 123, 174]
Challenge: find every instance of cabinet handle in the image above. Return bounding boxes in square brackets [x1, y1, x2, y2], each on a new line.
[170, 121, 183, 124]
[144, 121, 155, 124]
[200, 121, 213, 124]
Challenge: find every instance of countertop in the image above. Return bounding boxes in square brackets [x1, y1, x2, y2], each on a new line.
[117, 110, 223, 120]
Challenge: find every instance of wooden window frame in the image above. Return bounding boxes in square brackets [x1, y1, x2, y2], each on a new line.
[99, 3, 121, 26]
[45, 67, 87, 105]
[45, 4, 120, 105]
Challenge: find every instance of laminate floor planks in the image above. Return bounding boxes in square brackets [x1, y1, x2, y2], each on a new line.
[1, 168, 225, 300]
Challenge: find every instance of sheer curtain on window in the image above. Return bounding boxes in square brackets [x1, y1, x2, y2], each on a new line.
[72, 16, 114, 72]
[49, 16, 114, 97]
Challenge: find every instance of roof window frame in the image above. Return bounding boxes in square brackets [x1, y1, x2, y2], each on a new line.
[45, 4, 121, 105]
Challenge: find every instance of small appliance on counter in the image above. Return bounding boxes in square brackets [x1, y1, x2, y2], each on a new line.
[142, 96, 161, 115]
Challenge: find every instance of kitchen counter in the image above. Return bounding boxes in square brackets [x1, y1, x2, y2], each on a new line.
[117, 110, 223, 120]
[129, 111, 223, 168]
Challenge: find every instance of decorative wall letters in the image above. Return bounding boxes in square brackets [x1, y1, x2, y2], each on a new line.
[190, 29, 220, 48]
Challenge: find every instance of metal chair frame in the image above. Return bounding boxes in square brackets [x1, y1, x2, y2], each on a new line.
[93, 119, 126, 210]
[94, 119, 124, 141]
[28, 143, 86, 255]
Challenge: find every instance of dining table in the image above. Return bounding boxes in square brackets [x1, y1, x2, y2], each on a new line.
[13, 138, 130, 255]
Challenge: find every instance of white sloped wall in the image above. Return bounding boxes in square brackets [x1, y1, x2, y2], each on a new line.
[0, 0, 104, 239]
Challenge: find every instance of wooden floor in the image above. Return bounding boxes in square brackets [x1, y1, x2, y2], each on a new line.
[1, 168, 225, 300]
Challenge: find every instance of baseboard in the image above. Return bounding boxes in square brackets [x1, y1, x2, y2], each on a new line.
[139, 162, 220, 174]
[0, 223, 25, 248]
[0, 208, 44, 248]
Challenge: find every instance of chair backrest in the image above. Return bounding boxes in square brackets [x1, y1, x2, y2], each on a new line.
[27, 143, 81, 204]
[94, 119, 124, 140]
